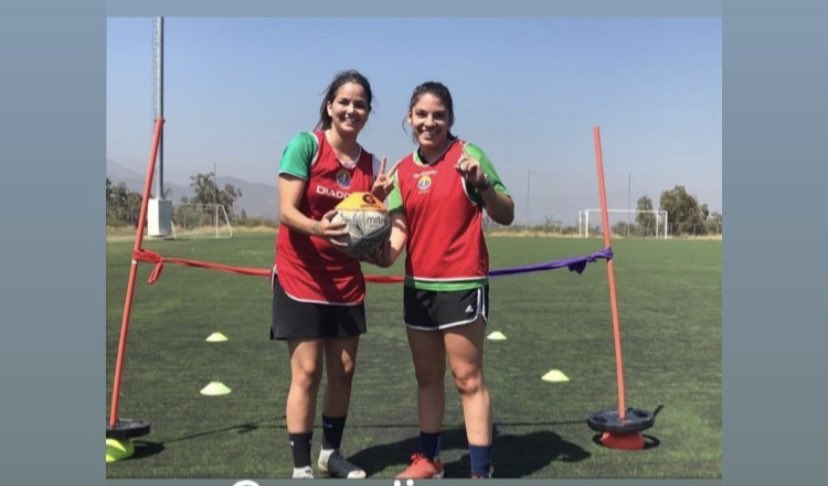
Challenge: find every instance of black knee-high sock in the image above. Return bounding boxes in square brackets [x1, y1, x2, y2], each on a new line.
[420, 431, 442, 460]
[289, 432, 313, 468]
[321, 415, 347, 450]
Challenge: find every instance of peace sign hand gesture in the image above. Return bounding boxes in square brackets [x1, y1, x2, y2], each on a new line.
[371, 156, 402, 201]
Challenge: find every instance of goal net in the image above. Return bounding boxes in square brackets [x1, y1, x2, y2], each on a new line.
[171, 203, 233, 239]
[578, 209, 668, 239]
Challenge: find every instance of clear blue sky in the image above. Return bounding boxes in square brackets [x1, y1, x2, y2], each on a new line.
[107, 17, 721, 224]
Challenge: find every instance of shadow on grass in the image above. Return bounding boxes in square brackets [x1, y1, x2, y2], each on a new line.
[130, 440, 165, 459]
[146, 418, 591, 477]
[121, 420, 274, 461]
[160, 420, 276, 444]
[348, 423, 590, 478]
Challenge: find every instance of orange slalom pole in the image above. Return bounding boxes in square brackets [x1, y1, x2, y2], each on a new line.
[592, 126, 627, 419]
[108, 118, 165, 427]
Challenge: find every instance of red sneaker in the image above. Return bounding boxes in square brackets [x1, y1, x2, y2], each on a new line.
[395, 453, 445, 479]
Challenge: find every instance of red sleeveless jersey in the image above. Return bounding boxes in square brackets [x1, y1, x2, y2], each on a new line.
[395, 139, 489, 282]
[275, 131, 374, 304]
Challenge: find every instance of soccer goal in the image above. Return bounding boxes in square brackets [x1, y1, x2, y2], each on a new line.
[171, 203, 233, 239]
[578, 209, 668, 239]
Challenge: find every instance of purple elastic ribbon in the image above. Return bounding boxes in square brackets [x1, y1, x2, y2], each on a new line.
[490, 247, 613, 277]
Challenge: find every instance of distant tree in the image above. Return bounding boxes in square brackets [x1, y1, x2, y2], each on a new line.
[700, 203, 710, 221]
[107, 180, 142, 226]
[706, 211, 723, 234]
[659, 185, 706, 235]
[612, 221, 634, 236]
[635, 195, 656, 235]
[542, 215, 562, 232]
[189, 172, 242, 215]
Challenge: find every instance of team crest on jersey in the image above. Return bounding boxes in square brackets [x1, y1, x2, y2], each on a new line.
[336, 169, 352, 189]
[417, 175, 432, 191]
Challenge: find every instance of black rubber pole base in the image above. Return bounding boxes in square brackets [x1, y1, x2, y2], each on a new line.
[106, 418, 151, 439]
[587, 407, 654, 434]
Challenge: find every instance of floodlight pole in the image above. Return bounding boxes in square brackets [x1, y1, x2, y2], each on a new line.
[108, 117, 165, 428]
[153, 17, 164, 199]
[146, 17, 173, 238]
[627, 173, 631, 237]
[525, 169, 531, 229]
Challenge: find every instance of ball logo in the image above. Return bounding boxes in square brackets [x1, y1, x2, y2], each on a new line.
[363, 214, 388, 225]
[417, 175, 432, 191]
[336, 169, 352, 189]
[333, 191, 391, 258]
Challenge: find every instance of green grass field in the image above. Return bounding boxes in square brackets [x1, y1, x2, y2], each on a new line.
[106, 232, 721, 479]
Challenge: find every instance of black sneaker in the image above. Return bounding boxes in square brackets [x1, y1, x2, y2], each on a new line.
[318, 449, 366, 479]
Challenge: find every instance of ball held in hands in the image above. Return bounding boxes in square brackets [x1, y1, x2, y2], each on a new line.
[331, 192, 391, 259]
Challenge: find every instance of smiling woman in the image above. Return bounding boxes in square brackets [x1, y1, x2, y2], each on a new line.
[376, 81, 515, 479]
[271, 69, 388, 479]
[317, 71, 372, 160]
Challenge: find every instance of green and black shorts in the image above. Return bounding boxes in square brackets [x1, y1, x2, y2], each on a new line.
[403, 285, 488, 331]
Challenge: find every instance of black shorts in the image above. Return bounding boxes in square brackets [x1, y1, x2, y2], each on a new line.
[271, 274, 366, 340]
[403, 285, 489, 331]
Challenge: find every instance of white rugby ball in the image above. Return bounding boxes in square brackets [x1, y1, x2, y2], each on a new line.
[331, 192, 391, 259]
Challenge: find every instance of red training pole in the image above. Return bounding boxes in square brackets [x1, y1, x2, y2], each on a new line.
[108, 118, 165, 427]
[592, 125, 628, 419]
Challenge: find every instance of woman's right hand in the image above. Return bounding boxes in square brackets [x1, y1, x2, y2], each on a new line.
[314, 209, 350, 247]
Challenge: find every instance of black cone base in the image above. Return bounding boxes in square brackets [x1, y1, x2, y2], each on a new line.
[587, 407, 654, 434]
[106, 418, 151, 439]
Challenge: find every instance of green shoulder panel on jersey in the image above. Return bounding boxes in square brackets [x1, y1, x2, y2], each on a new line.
[463, 142, 511, 204]
[404, 276, 488, 291]
[385, 170, 404, 213]
[278, 131, 318, 180]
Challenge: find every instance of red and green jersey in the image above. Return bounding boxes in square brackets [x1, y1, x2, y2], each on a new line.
[275, 131, 378, 304]
[386, 138, 510, 291]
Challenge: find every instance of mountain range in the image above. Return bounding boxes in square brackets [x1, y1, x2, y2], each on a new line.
[106, 159, 279, 221]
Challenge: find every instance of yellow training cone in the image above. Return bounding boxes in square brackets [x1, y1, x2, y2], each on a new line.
[205, 332, 228, 342]
[200, 381, 232, 396]
[487, 331, 507, 341]
[541, 369, 570, 383]
[106, 438, 135, 463]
